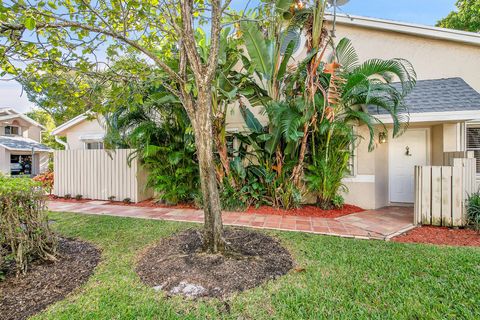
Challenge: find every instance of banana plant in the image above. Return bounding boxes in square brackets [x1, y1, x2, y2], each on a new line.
[239, 0, 310, 178]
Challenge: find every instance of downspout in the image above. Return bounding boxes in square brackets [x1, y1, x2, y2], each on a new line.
[55, 136, 69, 150]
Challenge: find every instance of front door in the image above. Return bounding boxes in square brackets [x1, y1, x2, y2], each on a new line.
[389, 129, 428, 203]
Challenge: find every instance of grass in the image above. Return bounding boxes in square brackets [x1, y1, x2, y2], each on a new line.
[32, 211, 480, 320]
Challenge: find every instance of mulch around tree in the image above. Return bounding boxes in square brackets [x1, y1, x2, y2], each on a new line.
[392, 226, 480, 247]
[0, 238, 101, 320]
[136, 228, 293, 299]
[245, 204, 364, 218]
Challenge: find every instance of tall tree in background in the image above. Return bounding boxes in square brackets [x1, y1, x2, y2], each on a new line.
[19, 73, 99, 125]
[437, 0, 480, 32]
[0, 0, 235, 253]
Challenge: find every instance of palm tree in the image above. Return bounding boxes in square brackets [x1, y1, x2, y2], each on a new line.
[305, 37, 416, 208]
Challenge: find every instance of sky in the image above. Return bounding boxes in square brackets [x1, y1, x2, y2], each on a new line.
[1, 0, 457, 114]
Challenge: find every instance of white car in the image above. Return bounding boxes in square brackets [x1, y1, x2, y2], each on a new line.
[10, 163, 23, 175]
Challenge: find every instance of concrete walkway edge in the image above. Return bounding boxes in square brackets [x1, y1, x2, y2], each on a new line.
[48, 201, 415, 241]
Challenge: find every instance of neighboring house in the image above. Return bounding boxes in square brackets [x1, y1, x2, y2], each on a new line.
[0, 107, 52, 176]
[52, 14, 480, 209]
[51, 113, 106, 150]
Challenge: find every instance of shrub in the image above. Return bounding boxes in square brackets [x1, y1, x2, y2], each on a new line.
[108, 196, 116, 202]
[32, 171, 54, 194]
[466, 192, 480, 232]
[0, 175, 57, 275]
[306, 121, 354, 210]
[123, 198, 131, 204]
[332, 194, 345, 209]
[64, 194, 72, 199]
[75, 194, 83, 200]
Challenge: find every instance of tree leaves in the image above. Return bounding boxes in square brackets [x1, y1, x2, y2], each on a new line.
[240, 22, 273, 80]
[239, 104, 264, 133]
[24, 17, 36, 30]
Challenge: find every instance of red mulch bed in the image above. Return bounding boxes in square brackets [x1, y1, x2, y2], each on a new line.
[393, 226, 480, 247]
[245, 204, 364, 218]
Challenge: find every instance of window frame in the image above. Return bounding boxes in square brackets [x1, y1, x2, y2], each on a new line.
[466, 124, 480, 175]
[84, 141, 104, 150]
[4, 125, 20, 136]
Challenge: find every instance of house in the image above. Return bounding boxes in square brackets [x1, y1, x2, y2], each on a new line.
[51, 14, 480, 209]
[51, 113, 106, 150]
[224, 14, 480, 209]
[0, 107, 52, 176]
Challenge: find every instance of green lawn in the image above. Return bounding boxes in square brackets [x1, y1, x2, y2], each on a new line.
[34, 212, 480, 320]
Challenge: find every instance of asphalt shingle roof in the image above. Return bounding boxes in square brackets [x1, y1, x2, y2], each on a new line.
[369, 78, 480, 115]
[0, 136, 52, 152]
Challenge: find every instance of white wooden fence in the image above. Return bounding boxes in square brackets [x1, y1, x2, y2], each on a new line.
[414, 154, 476, 227]
[53, 149, 152, 203]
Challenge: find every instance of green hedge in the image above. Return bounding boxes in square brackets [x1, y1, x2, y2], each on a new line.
[0, 175, 57, 276]
[467, 191, 480, 232]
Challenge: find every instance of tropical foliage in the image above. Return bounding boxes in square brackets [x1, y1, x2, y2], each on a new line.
[103, 83, 199, 206]
[32, 171, 54, 194]
[467, 191, 480, 232]
[67, 1, 414, 210]
[230, 2, 416, 209]
[2, 0, 417, 214]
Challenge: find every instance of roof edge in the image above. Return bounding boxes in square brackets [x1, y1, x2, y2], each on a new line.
[51, 113, 89, 136]
[376, 110, 480, 124]
[326, 13, 480, 46]
[0, 112, 46, 130]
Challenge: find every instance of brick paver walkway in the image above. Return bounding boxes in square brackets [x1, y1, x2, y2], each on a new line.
[48, 201, 415, 240]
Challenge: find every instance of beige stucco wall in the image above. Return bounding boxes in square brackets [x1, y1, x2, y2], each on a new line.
[431, 125, 444, 166]
[0, 147, 8, 174]
[24, 125, 42, 142]
[0, 120, 42, 143]
[330, 22, 480, 92]
[63, 118, 106, 150]
[343, 122, 466, 209]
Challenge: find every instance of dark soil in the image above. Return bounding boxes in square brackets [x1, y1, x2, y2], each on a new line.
[246, 204, 364, 218]
[48, 195, 91, 203]
[108, 199, 196, 209]
[0, 238, 100, 320]
[136, 228, 293, 298]
[393, 226, 480, 247]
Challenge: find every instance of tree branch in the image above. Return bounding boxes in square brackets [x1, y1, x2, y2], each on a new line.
[1, 20, 184, 85]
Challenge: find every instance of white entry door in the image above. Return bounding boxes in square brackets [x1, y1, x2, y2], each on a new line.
[389, 129, 429, 203]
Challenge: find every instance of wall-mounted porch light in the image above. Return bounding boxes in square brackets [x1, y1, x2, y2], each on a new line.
[379, 132, 388, 144]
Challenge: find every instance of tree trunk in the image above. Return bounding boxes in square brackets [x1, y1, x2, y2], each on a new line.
[193, 90, 225, 253]
[292, 113, 317, 187]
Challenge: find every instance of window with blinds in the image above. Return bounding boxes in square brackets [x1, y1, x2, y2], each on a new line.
[466, 126, 480, 174]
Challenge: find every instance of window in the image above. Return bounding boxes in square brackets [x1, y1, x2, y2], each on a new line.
[85, 141, 104, 150]
[5, 125, 20, 135]
[466, 126, 480, 174]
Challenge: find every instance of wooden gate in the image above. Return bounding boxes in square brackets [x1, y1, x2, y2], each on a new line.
[414, 154, 476, 227]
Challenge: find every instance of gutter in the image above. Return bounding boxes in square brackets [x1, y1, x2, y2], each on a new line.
[326, 13, 480, 47]
[55, 136, 69, 150]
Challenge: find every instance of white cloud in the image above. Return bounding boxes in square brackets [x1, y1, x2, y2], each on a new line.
[0, 81, 36, 113]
